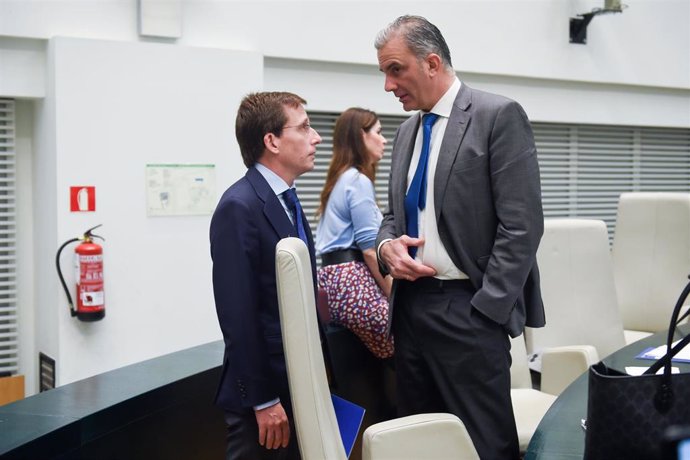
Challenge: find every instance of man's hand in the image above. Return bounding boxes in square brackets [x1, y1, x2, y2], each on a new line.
[255, 402, 290, 450]
[380, 236, 436, 281]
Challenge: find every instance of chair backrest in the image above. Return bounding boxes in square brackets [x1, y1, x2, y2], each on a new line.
[275, 237, 347, 460]
[527, 218, 626, 359]
[611, 192, 690, 332]
[362, 413, 479, 460]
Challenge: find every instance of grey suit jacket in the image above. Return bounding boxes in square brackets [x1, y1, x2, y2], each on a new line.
[376, 83, 545, 337]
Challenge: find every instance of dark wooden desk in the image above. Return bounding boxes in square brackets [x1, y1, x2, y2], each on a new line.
[0, 330, 390, 460]
[525, 325, 690, 459]
[0, 341, 225, 459]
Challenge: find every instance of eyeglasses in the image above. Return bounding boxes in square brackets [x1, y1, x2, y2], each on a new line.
[282, 121, 313, 135]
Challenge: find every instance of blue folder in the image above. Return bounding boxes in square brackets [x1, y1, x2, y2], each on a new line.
[331, 394, 366, 458]
[636, 346, 690, 363]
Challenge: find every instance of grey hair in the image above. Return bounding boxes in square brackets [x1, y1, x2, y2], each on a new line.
[374, 15, 453, 73]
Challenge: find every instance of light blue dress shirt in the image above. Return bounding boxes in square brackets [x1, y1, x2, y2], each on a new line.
[316, 167, 383, 254]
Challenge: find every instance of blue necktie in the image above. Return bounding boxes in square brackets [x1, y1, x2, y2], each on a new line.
[283, 188, 309, 246]
[404, 112, 439, 258]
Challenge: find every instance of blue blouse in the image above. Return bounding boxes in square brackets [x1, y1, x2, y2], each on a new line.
[316, 167, 383, 254]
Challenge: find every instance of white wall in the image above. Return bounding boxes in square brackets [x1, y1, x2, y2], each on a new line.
[32, 37, 261, 387]
[1, 0, 688, 394]
[2, 1, 688, 89]
[0, 37, 45, 98]
[264, 58, 690, 128]
[3, 1, 688, 122]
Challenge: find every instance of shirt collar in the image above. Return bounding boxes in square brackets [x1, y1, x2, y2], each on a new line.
[254, 162, 291, 196]
[423, 77, 461, 119]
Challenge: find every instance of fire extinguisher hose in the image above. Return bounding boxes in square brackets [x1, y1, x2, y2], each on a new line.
[56, 237, 80, 317]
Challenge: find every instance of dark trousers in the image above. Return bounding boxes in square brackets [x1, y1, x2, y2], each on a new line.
[393, 279, 519, 460]
[224, 410, 301, 460]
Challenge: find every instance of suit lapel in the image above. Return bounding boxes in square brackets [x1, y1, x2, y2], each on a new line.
[434, 84, 472, 223]
[246, 167, 317, 270]
[392, 116, 421, 235]
[246, 167, 294, 239]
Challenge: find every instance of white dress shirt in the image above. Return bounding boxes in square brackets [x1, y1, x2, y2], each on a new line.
[406, 78, 468, 280]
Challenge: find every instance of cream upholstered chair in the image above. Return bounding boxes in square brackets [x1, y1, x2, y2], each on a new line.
[509, 335, 557, 452]
[275, 237, 479, 460]
[611, 193, 690, 343]
[525, 218, 626, 394]
[361, 413, 479, 460]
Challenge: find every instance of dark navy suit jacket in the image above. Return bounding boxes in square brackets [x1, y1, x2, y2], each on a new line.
[210, 166, 315, 413]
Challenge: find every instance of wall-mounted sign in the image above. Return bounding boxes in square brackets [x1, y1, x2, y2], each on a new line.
[70, 186, 96, 212]
[145, 164, 216, 217]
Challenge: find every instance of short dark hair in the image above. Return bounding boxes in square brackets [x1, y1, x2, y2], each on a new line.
[235, 92, 307, 168]
[375, 15, 453, 72]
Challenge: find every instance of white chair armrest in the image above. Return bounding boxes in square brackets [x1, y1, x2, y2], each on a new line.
[511, 388, 557, 452]
[541, 345, 599, 395]
[362, 413, 479, 460]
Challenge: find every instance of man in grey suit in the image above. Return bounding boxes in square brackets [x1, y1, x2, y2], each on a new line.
[375, 16, 545, 459]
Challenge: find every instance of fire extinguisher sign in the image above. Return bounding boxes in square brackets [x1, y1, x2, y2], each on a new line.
[70, 186, 96, 212]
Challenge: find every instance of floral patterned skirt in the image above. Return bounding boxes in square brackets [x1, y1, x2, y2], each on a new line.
[317, 260, 394, 359]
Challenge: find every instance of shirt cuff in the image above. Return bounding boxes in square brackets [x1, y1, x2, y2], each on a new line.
[253, 398, 280, 411]
[377, 238, 393, 260]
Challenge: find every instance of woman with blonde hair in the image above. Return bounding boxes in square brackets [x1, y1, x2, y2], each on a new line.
[316, 107, 394, 359]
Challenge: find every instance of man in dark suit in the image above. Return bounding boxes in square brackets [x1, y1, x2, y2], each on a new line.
[210, 91, 321, 460]
[374, 16, 545, 459]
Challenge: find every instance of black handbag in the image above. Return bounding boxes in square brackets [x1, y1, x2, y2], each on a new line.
[584, 277, 690, 460]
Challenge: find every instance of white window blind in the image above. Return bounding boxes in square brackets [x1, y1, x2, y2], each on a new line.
[0, 99, 17, 376]
[297, 113, 398, 234]
[300, 113, 690, 245]
[536, 124, 690, 238]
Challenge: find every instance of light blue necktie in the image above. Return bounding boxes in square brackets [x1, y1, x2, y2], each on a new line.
[404, 112, 439, 258]
[283, 188, 309, 246]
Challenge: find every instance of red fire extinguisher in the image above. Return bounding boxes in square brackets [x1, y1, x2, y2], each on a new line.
[56, 224, 105, 321]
